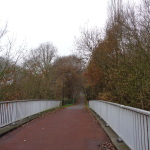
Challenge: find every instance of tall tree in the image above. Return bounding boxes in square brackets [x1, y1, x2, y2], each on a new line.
[53, 55, 83, 101]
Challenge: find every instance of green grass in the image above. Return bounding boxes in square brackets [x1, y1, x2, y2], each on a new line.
[62, 103, 74, 108]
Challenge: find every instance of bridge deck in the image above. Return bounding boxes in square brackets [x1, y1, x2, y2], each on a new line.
[0, 104, 112, 150]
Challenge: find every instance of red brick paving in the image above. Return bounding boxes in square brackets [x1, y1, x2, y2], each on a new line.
[0, 106, 110, 150]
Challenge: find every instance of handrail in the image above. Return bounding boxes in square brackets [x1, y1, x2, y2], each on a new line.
[99, 100, 150, 116]
[0, 100, 61, 128]
[89, 100, 150, 150]
[0, 99, 60, 104]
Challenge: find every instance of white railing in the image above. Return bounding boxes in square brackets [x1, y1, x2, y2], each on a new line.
[89, 100, 150, 150]
[0, 100, 61, 128]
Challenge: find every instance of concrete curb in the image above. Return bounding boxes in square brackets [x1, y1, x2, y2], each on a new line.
[0, 107, 61, 137]
[88, 108, 131, 150]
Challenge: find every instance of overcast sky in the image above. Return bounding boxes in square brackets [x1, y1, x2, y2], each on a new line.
[0, 0, 109, 56]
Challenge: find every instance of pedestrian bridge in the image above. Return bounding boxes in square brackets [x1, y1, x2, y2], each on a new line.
[0, 99, 150, 150]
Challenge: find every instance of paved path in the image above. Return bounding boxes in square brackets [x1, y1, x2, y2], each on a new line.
[66, 103, 84, 109]
[0, 104, 110, 150]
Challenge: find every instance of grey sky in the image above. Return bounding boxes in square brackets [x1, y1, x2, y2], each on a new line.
[0, 0, 109, 56]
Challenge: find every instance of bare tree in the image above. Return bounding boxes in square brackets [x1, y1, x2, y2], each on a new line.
[25, 42, 57, 74]
[74, 27, 102, 62]
[0, 23, 7, 44]
[22, 42, 57, 99]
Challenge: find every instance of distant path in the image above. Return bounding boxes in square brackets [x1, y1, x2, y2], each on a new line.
[0, 102, 110, 150]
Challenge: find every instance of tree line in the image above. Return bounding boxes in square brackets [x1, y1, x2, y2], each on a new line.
[0, 36, 83, 102]
[75, 0, 150, 110]
[0, 0, 149, 110]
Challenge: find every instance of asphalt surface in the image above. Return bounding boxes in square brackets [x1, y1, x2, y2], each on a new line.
[0, 104, 110, 150]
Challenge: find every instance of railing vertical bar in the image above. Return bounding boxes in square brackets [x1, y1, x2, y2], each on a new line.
[138, 114, 143, 150]
[140, 114, 144, 150]
[147, 116, 149, 150]
[0, 104, 1, 127]
[133, 111, 136, 150]
[2, 104, 5, 126]
[144, 116, 149, 150]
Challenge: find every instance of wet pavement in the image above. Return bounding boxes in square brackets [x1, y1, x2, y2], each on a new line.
[0, 103, 110, 150]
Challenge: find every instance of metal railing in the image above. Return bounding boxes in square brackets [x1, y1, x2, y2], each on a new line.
[89, 100, 150, 150]
[0, 100, 61, 128]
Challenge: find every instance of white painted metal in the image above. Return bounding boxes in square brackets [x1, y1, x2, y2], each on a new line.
[0, 100, 60, 128]
[89, 100, 150, 150]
